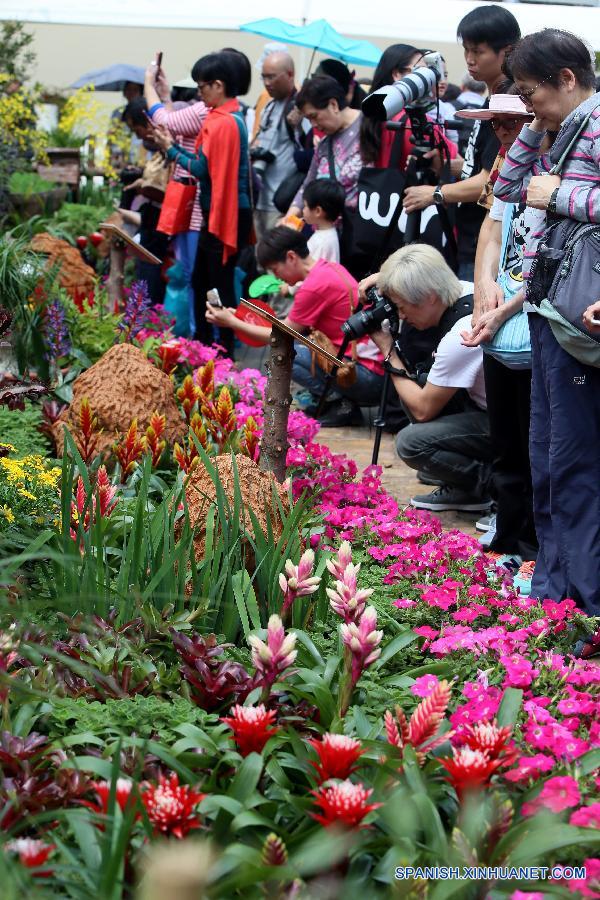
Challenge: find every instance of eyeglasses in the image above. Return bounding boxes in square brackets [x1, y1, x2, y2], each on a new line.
[518, 76, 551, 104]
[491, 117, 527, 131]
[197, 81, 214, 92]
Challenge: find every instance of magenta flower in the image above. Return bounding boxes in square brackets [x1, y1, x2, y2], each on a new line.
[411, 675, 440, 698]
[248, 614, 297, 698]
[279, 549, 321, 621]
[567, 859, 600, 898]
[522, 775, 581, 816]
[570, 803, 600, 829]
[511, 893, 544, 900]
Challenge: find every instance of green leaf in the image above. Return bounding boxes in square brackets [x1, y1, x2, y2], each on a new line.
[374, 630, 419, 669]
[508, 823, 600, 864]
[497, 687, 524, 727]
[229, 752, 264, 802]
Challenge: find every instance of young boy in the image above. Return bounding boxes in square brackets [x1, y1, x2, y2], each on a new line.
[301, 179, 345, 263]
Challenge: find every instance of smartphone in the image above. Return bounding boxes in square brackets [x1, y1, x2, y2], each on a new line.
[206, 288, 223, 308]
[156, 51, 163, 70]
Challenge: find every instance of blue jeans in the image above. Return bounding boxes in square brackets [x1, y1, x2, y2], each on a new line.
[458, 261, 475, 282]
[292, 343, 384, 406]
[174, 230, 200, 336]
[528, 314, 600, 614]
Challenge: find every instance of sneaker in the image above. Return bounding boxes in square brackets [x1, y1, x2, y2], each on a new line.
[417, 470, 445, 486]
[476, 513, 496, 533]
[317, 399, 363, 428]
[513, 560, 536, 596]
[409, 485, 493, 512]
[293, 389, 317, 411]
[486, 552, 522, 572]
[478, 514, 497, 548]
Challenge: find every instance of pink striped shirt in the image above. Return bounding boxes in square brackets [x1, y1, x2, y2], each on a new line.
[150, 101, 208, 231]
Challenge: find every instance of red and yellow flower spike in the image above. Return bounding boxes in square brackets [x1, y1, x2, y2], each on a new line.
[176, 374, 201, 423]
[195, 359, 215, 402]
[113, 419, 146, 483]
[78, 397, 101, 464]
[202, 386, 237, 452]
[241, 415, 260, 462]
[144, 411, 167, 468]
[173, 441, 198, 475]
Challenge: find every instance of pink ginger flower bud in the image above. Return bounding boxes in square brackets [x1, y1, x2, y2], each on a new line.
[279, 549, 321, 619]
[326, 564, 373, 623]
[341, 606, 383, 686]
[248, 614, 297, 694]
[326, 540, 354, 581]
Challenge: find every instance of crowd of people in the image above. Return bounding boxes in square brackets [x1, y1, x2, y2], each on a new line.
[111, 5, 600, 643]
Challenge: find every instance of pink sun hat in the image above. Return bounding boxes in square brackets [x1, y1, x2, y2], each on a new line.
[456, 94, 534, 119]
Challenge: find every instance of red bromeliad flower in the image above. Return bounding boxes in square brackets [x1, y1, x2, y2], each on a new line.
[155, 342, 179, 375]
[384, 678, 453, 765]
[221, 704, 279, 756]
[6, 838, 55, 876]
[144, 412, 167, 468]
[113, 419, 145, 483]
[140, 772, 205, 839]
[91, 778, 135, 814]
[308, 733, 365, 782]
[462, 719, 517, 766]
[310, 780, 381, 828]
[70, 466, 117, 542]
[439, 746, 505, 799]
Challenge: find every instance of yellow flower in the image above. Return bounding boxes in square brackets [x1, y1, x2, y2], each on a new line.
[1, 506, 15, 524]
[18, 489, 37, 501]
[0, 442, 16, 453]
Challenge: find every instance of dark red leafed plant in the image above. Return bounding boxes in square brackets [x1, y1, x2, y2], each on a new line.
[171, 630, 256, 711]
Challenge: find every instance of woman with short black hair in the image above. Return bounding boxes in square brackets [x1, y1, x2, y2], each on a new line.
[494, 28, 600, 622]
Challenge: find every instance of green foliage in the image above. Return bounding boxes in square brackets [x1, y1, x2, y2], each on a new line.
[64, 293, 120, 365]
[8, 171, 58, 195]
[48, 201, 113, 244]
[46, 695, 212, 744]
[0, 21, 35, 82]
[0, 401, 49, 456]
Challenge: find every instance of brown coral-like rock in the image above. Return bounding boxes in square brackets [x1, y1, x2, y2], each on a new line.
[184, 454, 289, 564]
[30, 232, 96, 302]
[52, 343, 186, 457]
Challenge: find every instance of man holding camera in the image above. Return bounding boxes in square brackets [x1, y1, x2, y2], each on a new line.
[370, 245, 493, 512]
[251, 52, 301, 238]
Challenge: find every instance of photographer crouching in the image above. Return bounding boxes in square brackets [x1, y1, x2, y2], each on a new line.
[369, 244, 494, 513]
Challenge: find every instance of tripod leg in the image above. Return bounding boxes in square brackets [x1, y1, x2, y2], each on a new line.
[371, 369, 392, 467]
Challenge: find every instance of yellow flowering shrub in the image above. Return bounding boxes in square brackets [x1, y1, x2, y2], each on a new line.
[0, 74, 47, 161]
[0, 443, 61, 532]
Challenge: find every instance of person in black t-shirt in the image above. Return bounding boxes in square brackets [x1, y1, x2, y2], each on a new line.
[403, 4, 521, 280]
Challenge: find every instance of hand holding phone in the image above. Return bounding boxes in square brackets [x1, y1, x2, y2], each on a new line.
[207, 289, 223, 308]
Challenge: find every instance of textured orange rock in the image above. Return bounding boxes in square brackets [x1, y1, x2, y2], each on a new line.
[52, 343, 186, 457]
[184, 453, 289, 564]
[30, 232, 96, 300]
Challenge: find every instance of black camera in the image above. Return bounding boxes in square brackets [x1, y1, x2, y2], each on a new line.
[250, 145, 276, 175]
[342, 287, 400, 340]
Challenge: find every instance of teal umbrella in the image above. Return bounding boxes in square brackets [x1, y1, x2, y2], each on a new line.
[240, 18, 381, 68]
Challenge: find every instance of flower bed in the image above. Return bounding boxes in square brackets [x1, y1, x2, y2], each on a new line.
[0, 310, 598, 898]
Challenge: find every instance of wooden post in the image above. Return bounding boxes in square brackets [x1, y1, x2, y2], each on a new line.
[106, 237, 126, 312]
[259, 325, 294, 483]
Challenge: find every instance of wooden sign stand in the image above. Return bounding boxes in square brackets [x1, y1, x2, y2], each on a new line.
[239, 299, 340, 483]
[99, 223, 162, 310]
